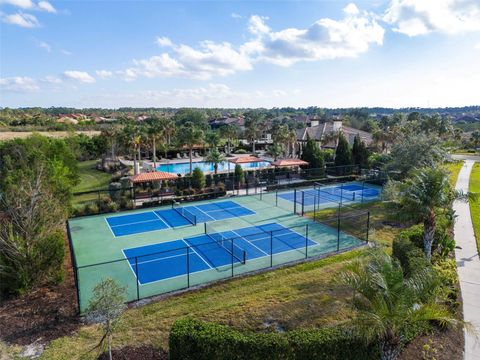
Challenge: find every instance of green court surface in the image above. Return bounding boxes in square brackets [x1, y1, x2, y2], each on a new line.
[69, 189, 367, 312]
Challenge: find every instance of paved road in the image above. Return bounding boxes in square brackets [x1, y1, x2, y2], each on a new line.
[454, 160, 480, 359]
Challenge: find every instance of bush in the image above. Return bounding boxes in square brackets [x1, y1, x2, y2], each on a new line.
[392, 230, 429, 277]
[191, 167, 206, 190]
[169, 318, 378, 360]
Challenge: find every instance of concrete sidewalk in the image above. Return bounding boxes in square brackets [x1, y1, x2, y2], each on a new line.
[454, 160, 480, 359]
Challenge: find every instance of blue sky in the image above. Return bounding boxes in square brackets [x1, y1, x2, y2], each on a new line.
[1, 0, 480, 108]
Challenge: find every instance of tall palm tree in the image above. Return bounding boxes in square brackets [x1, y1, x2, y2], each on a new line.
[219, 124, 239, 155]
[389, 167, 468, 261]
[287, 128, 297, 158]
[101, 125, 120, 159]
[205, 130, 220, 150]
[204, 148, 226, 174]
[159, 117, 176, 157]
[340, 249, 459, 360]
[121, 123, 143, 175]
[272, 124, 289, 157]
[177, 122, 204, 175]
[245, 111, 264, 154]
[146, 117, 164, 170]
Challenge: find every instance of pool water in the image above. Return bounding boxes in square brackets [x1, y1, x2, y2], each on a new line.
[157, 160, 271, 174]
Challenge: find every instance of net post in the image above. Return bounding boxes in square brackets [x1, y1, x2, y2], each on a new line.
[135, 256, 140, 301]
[337, 204, 341, 252]
[204, 222, 207, 234]
[270, 231, 273, 267]
[305, 224, 309, 258]
[194, 214, 197, 226]
[187, 247, 190, 288]
[294, 189, 297, 214]
[366, 211, 370, 243]
[260, 186, 263, 201]
[301, 191, 305, 216]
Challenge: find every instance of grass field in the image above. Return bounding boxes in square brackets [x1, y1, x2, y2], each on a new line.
[0, 131, 101, 141]
[469, 162, 480, 254]
[444, 161, 463, 188]
[72, 160, 111, 206]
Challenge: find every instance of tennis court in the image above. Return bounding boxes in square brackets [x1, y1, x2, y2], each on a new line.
[278, 182, 381, 206]
[106, 200, 255, 236]
[69, 182, 372, 312]
[123, 223, 316, 285]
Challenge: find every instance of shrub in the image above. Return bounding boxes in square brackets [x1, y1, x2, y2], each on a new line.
[169, 318, 378, 360]
[392, 234, 429, 277]
[191, 167, 206, 190]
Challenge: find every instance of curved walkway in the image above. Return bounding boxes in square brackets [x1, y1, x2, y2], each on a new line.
[454, 160, 480, 359]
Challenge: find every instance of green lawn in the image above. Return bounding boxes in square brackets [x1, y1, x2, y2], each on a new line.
[444, 161, 463, 188]
[72, 160, 111, 207]
[469, 162, 480, 254]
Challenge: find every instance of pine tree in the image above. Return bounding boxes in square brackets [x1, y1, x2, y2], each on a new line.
[334, 133, 352, 167]
[352, 134, 369, 168]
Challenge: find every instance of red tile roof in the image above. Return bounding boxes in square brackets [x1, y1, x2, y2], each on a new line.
[271, 159, 309, 167]
[130, 171, 178, 183]
[228, 156, 264, 164]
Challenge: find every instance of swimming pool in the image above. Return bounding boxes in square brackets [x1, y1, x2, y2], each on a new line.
[157, 160, 271, 174]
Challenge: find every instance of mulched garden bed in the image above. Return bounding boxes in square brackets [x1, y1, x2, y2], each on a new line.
[0, 234, 80, 345]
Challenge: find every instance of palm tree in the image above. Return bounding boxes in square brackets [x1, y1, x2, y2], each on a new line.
[245, 111, 264, 154]
[339, 249, 459, 360]
[101, 125, 119, 159]
[287, 129, 297, 158]
[266, 144, 282, 161]
[121, 123, 143, 175]
[389, 167, 468, 261]
[146, 117, 164, 170]
[204, 148, 226, 174]
[272, 124, 289, 157]
[159, 117, 176, 157]
[177, 122, 204, 175]
[219, 124, 239, 155]
[205, 130, 220, 150]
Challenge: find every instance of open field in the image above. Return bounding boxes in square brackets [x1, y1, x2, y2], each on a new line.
[469, 162, 480, 254]
[0, 131, 101, 141]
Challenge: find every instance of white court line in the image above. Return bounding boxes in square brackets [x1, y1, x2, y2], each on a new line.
[230, 229, 269, 256]
[152, 211, 171, 229]
[181, 239, 213, 269]
[110, 217, 163, 228]
[191, 205, 215, 221]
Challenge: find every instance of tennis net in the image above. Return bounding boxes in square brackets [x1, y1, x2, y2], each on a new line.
[205, 223, 246, 264]
[172, 203, 197, 225]
[313, 183, 355, 202]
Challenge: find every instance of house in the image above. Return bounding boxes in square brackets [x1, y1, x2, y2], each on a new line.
[295, 120, 373, 150]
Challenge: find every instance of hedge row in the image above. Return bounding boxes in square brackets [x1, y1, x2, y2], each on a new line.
[169, 318, 378, 360]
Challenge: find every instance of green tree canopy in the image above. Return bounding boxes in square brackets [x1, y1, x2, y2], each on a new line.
[352, 134, 369, 168]
[334, 133, 352, 167]
[191, 167, 206, 190]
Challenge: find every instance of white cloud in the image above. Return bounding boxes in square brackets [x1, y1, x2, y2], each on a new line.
[63, 70, 96, 83]
[61, 49, 72, 55]
[155, 36, 173, 47]
[37, 0, 55, 13]
[0, 0, 35, 9]
[243, 6, 384, 66]
[1, 12, 40, 27]
[41, 75, 62, 84]
[96, 70, 113, 79]
[475, 42, 480, 50]
[384, 0, 480, 36]
[231, 13, 242, 19]
[37, 40, 51, 52]
[0, 76, 39, 92]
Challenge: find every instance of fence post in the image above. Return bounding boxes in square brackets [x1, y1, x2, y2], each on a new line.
[270, 231, 273, 267]
[294, 189, 297, 214]
[301, 191, 305, 216]
[337, 204, 341, 252]
[305, 224, 309, 258]
[187, 247, 190, 288]
[361, 181, 365, 203]
[366, 211, 370, 243]
[276, 189, 278, 206]
[135, 256, 140, 301]
[231, 240, 234, 277]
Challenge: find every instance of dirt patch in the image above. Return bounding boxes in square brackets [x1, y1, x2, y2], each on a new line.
[399, 324, 464, 360]
[0, 234, 80, 346]
[97, 345, 168, 360]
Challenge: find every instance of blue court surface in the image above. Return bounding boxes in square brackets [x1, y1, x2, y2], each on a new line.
[106, 200, 255, 237]
[122, 223, 317, 285]
[279, 183, 380, 206]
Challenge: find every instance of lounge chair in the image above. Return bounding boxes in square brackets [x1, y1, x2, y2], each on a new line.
[176, 153, 181, 159]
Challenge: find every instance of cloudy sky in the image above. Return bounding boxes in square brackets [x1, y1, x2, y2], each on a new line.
[1, 0, 479, 108]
